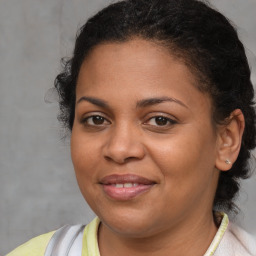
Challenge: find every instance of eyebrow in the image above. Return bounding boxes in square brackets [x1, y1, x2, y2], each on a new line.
[76, 96, 188, 109]
[136, 97, 188, 109]
[77, 96, 109, 108]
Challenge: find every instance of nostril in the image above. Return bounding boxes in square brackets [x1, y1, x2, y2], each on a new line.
[104, 156, 112, 162]
[124, 156, 137, 162]
[103, 134, 146, 164]
[104, 155, 138, 164]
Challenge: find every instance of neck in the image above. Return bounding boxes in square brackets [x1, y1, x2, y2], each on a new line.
[98, 211, 218, 256]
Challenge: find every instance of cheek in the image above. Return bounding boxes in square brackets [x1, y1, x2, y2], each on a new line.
[147, 125, 217, 185]
[71, 129, 103, 206]
[147, 134, 217, 214]
[71, 129, 100, 180]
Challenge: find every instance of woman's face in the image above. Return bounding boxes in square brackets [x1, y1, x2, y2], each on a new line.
[71, 39, 220, 237]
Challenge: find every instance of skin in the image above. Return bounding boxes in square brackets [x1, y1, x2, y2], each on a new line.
[71, 38, 243, 256]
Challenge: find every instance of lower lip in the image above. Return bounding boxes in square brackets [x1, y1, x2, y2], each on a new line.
[102, 184, 154, 200]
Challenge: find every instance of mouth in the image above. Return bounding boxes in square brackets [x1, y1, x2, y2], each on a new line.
[99, 174, 156, 201]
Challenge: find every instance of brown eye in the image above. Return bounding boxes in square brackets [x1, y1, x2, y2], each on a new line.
[146, 116, 177, 127]
[92, 116, 105, 125]
[82, 115, 110, 126]
[155, 116, 168, 126]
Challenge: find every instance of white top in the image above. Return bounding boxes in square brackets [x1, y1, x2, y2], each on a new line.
[7, 213, 256, 256]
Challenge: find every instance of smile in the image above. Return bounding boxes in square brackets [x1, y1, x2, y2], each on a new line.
[111, 183, 139, 188]
[99, 174, 156, 201]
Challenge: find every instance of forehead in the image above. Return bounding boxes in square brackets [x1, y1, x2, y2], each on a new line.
[82, 39, 190, 72]
[78, 39, 196, 87]
[76, 38, 211, 112]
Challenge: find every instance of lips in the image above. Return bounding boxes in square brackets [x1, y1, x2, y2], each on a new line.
[99, 174, 156, 201]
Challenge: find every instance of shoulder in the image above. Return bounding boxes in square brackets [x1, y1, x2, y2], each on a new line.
[5, 219, 98, 256]
[228, 222, 256, 255]
[216, 221, 256, 256]
[6, 231, 55, 256]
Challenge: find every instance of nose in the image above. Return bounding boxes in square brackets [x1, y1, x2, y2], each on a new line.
[103, 124, 145, 164]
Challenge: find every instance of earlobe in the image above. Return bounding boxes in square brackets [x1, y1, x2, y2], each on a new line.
[215, 109, 245, 171]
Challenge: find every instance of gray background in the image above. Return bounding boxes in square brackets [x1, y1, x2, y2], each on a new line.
[0, 0, 255, 254]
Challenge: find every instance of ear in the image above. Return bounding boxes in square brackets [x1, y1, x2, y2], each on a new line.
[215, 109, 245, 171]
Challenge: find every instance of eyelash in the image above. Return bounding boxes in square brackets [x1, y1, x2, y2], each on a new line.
[81, 115, 111, 126]
[144, 116, 177, 127]
[80, 114, 177, 128]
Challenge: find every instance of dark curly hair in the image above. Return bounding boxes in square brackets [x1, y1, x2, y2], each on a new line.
[54, 0, 256, 212]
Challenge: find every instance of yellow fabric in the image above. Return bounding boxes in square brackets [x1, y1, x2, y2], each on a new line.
[82, 217, 101, 256]
[5, 218, 101, 256]
[6, 231, 55, 256]
[83, 214, 230, 256]
[204, 212, 229, 256]
[6, 213, 229, 256]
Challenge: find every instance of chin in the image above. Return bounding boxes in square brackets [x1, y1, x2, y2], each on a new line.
[97, 209, 162, 238]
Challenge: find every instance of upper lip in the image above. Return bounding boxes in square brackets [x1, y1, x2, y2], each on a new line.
[99, 174, 156, 185]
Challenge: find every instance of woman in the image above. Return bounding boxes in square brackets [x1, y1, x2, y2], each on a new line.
[7, 0, 256, 255]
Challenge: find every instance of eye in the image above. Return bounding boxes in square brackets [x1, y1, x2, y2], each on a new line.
[81, 115, 110, 126]
[146, 116, 177, 127]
